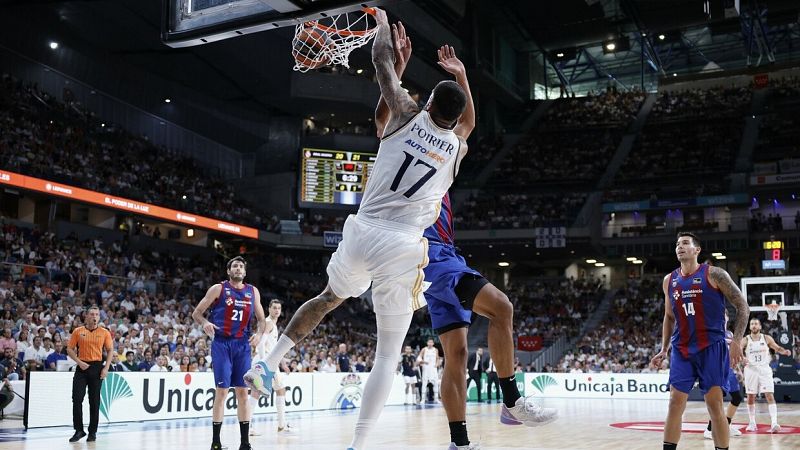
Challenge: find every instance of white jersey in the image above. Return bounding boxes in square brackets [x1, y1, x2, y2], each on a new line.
[420, 347, 438, 373]
[256, 317, 279, 360]
[745, 334, 770, 368]
[359, 110, 464, 230]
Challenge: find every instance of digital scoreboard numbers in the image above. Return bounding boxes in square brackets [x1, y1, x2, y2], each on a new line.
[300, 148, 376, 208]
[762, 240, 787, 270]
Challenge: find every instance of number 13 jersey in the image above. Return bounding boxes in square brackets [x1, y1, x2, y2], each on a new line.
[359, 110, 464, 230]
[669, 264, 727, 358]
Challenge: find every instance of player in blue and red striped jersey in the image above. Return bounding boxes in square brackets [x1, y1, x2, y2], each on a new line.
[192, 256, 267, 450]
[651, 233, 749, 450]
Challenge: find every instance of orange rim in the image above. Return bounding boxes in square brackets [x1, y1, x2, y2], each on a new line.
[303, 7, 376, 37]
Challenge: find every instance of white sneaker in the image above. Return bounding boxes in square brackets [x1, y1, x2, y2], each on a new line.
[500, 396, 558, 427]
[769, 423, 781, 433]
[703, 429, 713, 440]
[745, 422, 757, 432]
[277, 423, 295, 433]
[729, 425, 742, 436]
[447, 443, 482, 450]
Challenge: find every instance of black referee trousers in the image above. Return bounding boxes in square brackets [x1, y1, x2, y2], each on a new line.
[73, 361, 103, 433]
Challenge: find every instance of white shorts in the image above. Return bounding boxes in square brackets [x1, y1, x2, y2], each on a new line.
[327, 214, 429, 315]
[744, 365, 774, 394]
[403, 375, 418, 384]
[420, 370, 438, 383]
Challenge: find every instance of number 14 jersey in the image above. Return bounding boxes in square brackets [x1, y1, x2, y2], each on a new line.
[359, 110, 464, 231]
[669, 264, 727, 358]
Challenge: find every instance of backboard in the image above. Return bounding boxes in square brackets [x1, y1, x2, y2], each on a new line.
[740, 275, 800, 312]
[162, 0, 385, 48]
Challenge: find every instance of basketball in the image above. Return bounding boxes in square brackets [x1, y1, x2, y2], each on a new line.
[292, 26, 333, 70]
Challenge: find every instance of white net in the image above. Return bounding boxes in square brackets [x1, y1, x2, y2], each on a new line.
[291, 8, 378, 72]
[766, 303, 781, 321]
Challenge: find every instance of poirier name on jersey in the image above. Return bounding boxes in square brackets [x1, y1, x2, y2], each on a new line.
[359, 110, 464, 230]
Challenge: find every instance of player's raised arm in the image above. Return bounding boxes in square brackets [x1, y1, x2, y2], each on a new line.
[707, 266, 749, 364]
[437, 45, 475, 141]
[651, 274, 675, 368]
[192, 284, 222, 338]
[375, 22, 412, 138]
[371, 8, 418, 135]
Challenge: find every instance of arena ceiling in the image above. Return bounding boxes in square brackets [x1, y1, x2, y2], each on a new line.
[1, 1, 799, 117]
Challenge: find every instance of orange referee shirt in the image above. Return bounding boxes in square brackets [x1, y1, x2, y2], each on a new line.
[68, 326, 113, 362]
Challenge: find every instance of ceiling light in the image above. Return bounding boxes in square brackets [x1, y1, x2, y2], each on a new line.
[330, 113, 335, 117]
[716, 255, 727, 260]
[101, 123, 105, 127]
[658, 34, 666, 40]
[633, 260, 643, 264]
[49, 41, 59, 50]
[498, 262, 510, 267]
[712, 252, 722, 257]
[347, 121, 352, 125]
[164, 98, 171, 103]
[488, 245, 493, 249]
[182, 195, 187, 200]
[673, 73, 677, 77]
[586, 259, 597, 264]
[556, 52, 564, 58]
[356, 69, 364, 74]
[594, 262, 606, 267]
[187, 229, 194, 237]
[309, 116, 315, 120]
[605, 42, 616, 51]
[626, 257, 637, 261]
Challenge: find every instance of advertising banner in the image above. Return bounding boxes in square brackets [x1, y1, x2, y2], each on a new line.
[0, 169, 258, 238]
[26, 371, 409, 428]
[750, 173, 800, 186]
[524, 372, 670, 400]
[323, 231, 343, 248]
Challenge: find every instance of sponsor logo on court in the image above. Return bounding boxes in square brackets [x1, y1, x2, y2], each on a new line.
[99, 373, 134, 420]
[610, 421, 800, 434]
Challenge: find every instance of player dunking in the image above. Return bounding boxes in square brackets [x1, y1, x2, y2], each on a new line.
[192, 256, 267, 450]
[742, 317, 791, 432]
[651, 233, 749, 450]
[375, 28, 557, 449]
[418, 338, 441, 402]
[244, 8, 470, 450]
[248, 299, 294, 434]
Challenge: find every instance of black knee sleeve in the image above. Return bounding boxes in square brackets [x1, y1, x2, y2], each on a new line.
[730, 390, 742, 407]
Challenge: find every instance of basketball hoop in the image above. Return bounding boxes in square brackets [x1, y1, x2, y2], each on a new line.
[766, 302, 781, 321]
[292, 7, 378, 72]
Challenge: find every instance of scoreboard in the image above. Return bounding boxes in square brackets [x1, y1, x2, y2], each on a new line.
[299, 148, 377, 208]
[762, 240, 787, 270]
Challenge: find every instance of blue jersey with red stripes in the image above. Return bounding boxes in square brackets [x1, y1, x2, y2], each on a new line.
[209, 281, 255, 339]
[423, 192, 454, 246]
[669, 264, 726, 359]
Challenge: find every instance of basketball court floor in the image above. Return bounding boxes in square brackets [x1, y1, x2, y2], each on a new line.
[1, 398, 797, 449]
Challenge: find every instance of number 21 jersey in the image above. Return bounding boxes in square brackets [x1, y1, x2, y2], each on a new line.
[669, 264, 726, 358]
[359, 110, 463, 230]
[209, 281, 254, 339]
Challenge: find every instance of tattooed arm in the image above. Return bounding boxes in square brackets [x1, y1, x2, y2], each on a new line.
[372, 8, 418, 137]
[280, 286, 346, 343]
[708, 266, 750, 365]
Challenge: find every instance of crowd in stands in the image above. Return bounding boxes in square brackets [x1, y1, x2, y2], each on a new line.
[512, 277, 605, 347]
[541, 88, 645, 128]
[455, 192, 587, 229]
[492, 128, 620, 185]
[649, 86, 751, 121]
[555, 277, 663, 373]
[0, 73, 279, 232]
[456, 135, 505, 178]
[755, 78, 800, 164]
[603, 183, 726, 203]
[618, 119, 741, 180]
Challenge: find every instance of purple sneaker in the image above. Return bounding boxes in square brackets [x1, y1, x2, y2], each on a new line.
[500, 396, 558, 427]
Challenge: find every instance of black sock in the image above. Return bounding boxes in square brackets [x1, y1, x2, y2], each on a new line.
[707, 420, 712, 431]
[239, 421, 249, 445]
[663, 443, 677, 450]
[499, 375, 521, 408]
[212, 422, 222, 444]
[715, 447, 728, 450]
[448, 421, 469, 446]
[727, 416, 732, 424]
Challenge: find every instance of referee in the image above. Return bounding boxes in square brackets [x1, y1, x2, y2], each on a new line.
[66, 306, 113, 442]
